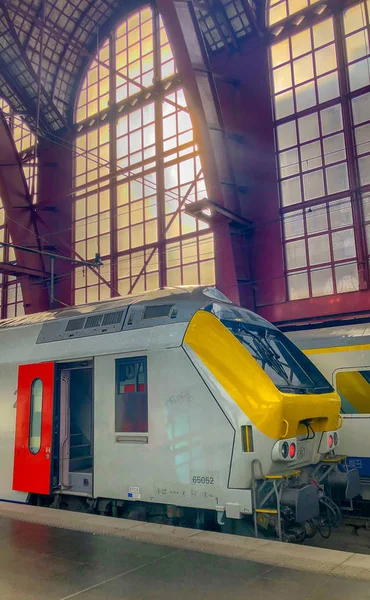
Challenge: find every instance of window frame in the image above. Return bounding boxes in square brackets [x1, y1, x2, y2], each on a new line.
[268, 3, 370, 301]
[29, 378, 43, 455]
[115, 355, 149, 443]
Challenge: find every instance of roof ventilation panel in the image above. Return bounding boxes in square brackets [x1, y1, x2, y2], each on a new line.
[102, 311, 124, 326]
[85, 315, 103, 329]
[36, 308, 129, 344]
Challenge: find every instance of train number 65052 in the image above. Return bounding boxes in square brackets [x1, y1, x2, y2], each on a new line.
[192, 476, 214, 485]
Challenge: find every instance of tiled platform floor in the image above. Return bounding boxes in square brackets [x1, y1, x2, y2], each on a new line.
[0, 503, 369, 599]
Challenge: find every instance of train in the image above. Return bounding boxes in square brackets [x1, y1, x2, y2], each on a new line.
[0, 286, 360, 542]
[289, 324, 370, 503]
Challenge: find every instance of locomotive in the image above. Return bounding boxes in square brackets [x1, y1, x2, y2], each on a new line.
[0, 286, 359, 541]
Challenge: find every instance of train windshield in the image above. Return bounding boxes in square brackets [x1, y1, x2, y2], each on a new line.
[208, 304, 333, 395]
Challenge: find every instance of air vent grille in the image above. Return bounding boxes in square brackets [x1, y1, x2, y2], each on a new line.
[102, 311, 124, 326]
[65, 318, 86, 332]
[85, 315, 103, 329]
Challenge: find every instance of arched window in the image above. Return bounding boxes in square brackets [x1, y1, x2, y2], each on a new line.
[0, 98, 37, 318]
[73, 6, 215, 304]
[269, 2, 370, 300]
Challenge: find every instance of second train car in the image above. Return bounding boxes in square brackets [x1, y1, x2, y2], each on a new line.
[289, 323, 370, 502]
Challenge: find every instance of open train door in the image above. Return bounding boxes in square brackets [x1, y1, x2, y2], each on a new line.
[13, 362, 55, 495]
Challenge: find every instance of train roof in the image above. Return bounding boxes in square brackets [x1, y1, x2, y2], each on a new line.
[289, 323, 370, 350]
[0, 286, 206, 329]
[0, 286, 274, 346]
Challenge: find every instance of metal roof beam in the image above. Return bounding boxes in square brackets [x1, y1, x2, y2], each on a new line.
[240, 0, 265, 36]
[0, 0, 68, 131]
[0, 262, 49, 278]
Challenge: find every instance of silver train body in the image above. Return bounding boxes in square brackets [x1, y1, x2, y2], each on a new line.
[0, 287, 358, 539]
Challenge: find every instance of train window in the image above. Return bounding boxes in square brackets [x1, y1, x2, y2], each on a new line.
[218, 314, 333, 394]
[29, 378, 43, 454]
[143, 305, 173, 319]
[336, 370, 370, 414]
[115, 357, 148, 437]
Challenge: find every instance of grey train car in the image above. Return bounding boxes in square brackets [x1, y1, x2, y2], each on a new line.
[0, 286, 358, 542]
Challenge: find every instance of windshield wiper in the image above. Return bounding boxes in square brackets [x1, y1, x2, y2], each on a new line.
[236, 326, 293, 387]
[312, 385, 332, 392]
[278, 385, 308, 394]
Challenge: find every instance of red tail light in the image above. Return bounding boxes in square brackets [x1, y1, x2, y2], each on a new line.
[289, 442, 296, 458]
[328, 434, 334, 448]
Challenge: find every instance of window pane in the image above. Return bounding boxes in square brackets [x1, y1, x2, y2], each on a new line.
[274, 64, 292, 93]
[271, 40, 290, 67]
[291, 29, 311, 58]
[329, 198, 353, 229]
[283, 210, 304, 239]
[332, 228, 356, 260]
[288, 271, 309, 300]
[29, 379, 43, 454]
[323, 133, 346, 165]
[317, 72, 340, 103]
[306, 204, 327, 234]
[359, 156, 370, 185]
[320, 105, 343, 136]
[311, 267, 334, 296]
[301, 141, 322, 171]
[293, 55, 314, 85]
[352, 92, 370, 125]
[276, 121, 297, 150]
[315, 45, 337, 76]
[303, 169, 324, 200]
[313, 19, 334, 48]
[286, 239, 307, 269]
[326, 163, 349, 194]
[298, 113, 319, 143]
[362, 193, 370, 221]
[344, 4, 366, 35]
[346, 31, 370, 62]
[308, 234, 330, 265]
[349, 59, 370, 91]
[279, 148, 299, 177]
[335, 262, 359, 293]
[275, 90, 294, 119]
[115, 357, 148, 434]
[296, 81, 316, 111]
[355, 123, 370, 155]
[281, 176, 302, 206]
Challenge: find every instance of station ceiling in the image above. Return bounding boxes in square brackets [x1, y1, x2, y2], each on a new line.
[0, 0, 260, 134]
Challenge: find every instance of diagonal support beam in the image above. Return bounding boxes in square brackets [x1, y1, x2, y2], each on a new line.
[128, 169, 204, 295]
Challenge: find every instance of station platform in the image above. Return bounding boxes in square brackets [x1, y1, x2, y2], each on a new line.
[0, 503, 370, 599]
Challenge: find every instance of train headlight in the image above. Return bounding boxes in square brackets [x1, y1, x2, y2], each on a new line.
[281, 441, 289, 458]
[318, 430, 339, 454]
[272, 438, 298, 462]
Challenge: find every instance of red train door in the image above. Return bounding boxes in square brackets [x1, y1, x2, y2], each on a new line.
[13, 362, 55, 495]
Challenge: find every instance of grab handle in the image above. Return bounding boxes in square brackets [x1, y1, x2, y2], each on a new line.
[281, 419, 289, 439]
[338, 414, 344, 429]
